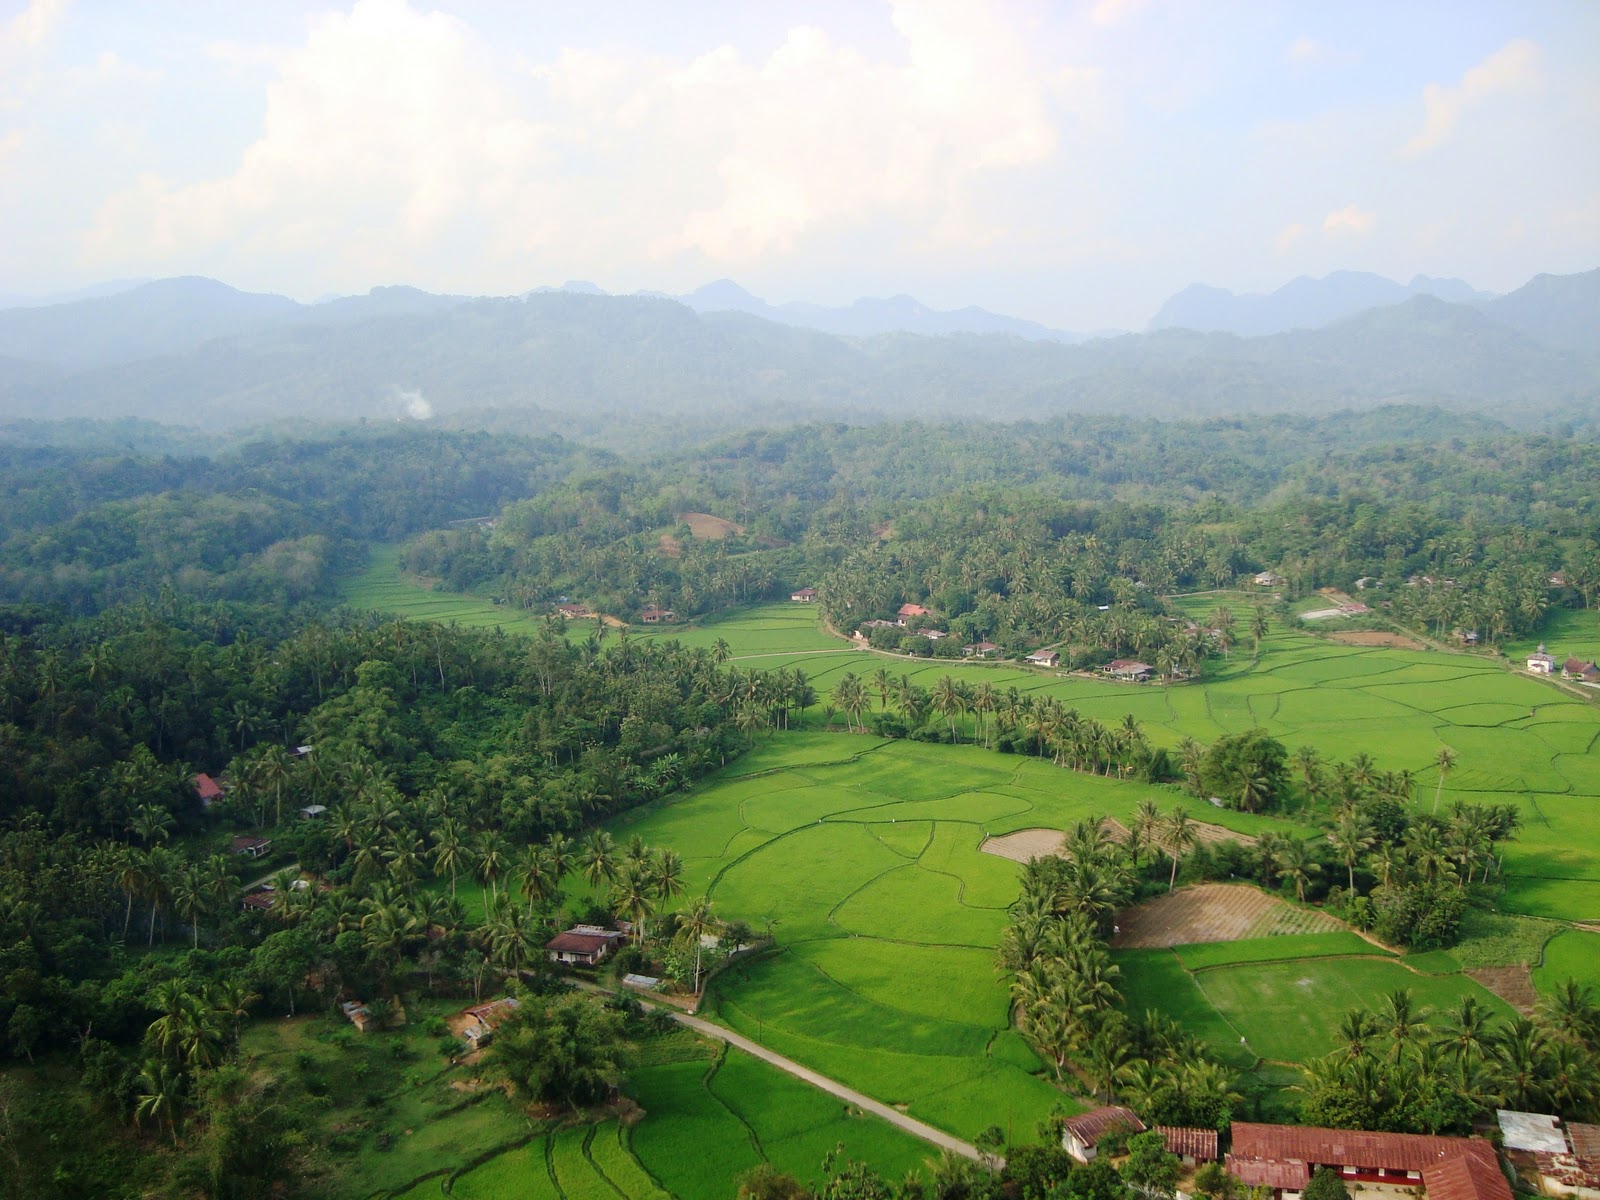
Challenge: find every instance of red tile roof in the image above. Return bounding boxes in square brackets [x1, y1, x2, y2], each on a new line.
[231, 835, 269, 852]
[193, 773, 223, 800]
[1159, 1127, 1219, 1161]
[1569, 1123, 1600, 1160]
[1231, 1123, 1477, 1172]
[1062, 1105, 1145, 1145]
[898, 603, 931, 617]
[1229, 1124, 1508, 1200]
[1427, 1146, 1512, 1200]
[1226, 1156, 1310, 1191]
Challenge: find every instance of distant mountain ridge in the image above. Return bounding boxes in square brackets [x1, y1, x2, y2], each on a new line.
[674, 279, 1085, 342]
[1148, 270, 1498, 337]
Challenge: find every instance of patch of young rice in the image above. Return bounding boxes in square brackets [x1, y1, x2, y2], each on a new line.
[451, 1139, 560, 1200]
[1197, 958, 1515, 1064]
[1174, 932, 1386, 970]
[550, 1126, 624, 1200]
[862, 820, 935, 858]
[627, 1059, 762, 1199]
[712, 822, 906, 939]
[1533, 929, 1600, 996]
[833, 865, 1009, 947]
[589, 1123, 671, 1200]
[792, 938, 1012, 1028]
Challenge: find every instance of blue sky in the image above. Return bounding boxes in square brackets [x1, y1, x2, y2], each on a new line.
[1, 0, 1595, 328]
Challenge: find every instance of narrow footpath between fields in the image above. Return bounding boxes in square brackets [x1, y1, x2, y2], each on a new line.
[569, 981, 991, 1165]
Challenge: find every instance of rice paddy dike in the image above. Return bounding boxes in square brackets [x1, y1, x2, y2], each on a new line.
[342, 557, 1600, 1161]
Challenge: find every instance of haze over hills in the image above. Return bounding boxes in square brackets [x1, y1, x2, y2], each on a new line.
[1147, 271, 1498, 336]
[0, 269, 1594, 438]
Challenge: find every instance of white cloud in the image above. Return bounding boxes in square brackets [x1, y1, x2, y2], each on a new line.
[1285, 36, 1328, 64]
[1274, 222, 1305, 253]
[1322, 204, 1375, 235]
[82, 0, 1060, 289]
[1, 0, 66, 59]
[1403, 38, 1540, 155]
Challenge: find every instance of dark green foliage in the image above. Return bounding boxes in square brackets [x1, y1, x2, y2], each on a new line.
[1367, 882, 1468, 950]
[1199, 731, 1289, 813]
[1121, 1131, 1179, 1198]
[1302, 1167, 1351, 1200]
[487, 993, 629, 1109]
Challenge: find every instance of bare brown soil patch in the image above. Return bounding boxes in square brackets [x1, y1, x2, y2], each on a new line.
[983, 818, 1253, 865]
[1326, 631, 1424, 649]
[682, 512, 742, 539]
[1467, 965, 1538, 1014]
[1110, 883, 1345, 948]
[658, 533, 683, 558]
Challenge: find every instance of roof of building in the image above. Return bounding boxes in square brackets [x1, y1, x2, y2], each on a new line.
[1107, 659, 1153, 672]
[898, 603, 931, 616]
[546, 931, 614, 955]
[791, 587, 817, 597]
[1158, 1127, 1219, 1161]
[193, 773, 224, 799]
[463, 997, 520, 1025]
[1569, 1123, 1600, 1160]
[242, 890, 275, 910]
[231, 835, 270, 851]
[1426, 1147, 1513, 1200]
[1225, 1156, 1310, 1191]
[1028, 649, 1059, 660]
[1062, 1105, 1145, 1145]
[1230, 1123, 1486, 1173]
[1534, 1151, 1600, 1193]
[965, 641, 1000, 651]
[1499, 1110, 1568, 1154]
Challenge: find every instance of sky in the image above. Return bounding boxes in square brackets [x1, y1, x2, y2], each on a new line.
[1, 0, 1596, 329]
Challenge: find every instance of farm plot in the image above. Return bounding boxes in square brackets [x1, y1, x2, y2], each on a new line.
[1110, 884, 1347, 948]
[980, 817, 1253, 864]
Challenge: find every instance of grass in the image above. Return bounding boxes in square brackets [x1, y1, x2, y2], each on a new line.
[1533, 928, 1600, 998]
[341, 548, 1600, 921]
[1173, 932, 1389, 970]
[1449, 908, 1563, 970]
[1196, 957, 1517, 1064]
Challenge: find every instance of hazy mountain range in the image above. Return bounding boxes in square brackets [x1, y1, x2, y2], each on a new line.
[0, 269, 1594, 437]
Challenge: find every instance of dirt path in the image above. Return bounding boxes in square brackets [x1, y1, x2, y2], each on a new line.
[244, 862, 300, 891]
[569, 981, 990, 1165]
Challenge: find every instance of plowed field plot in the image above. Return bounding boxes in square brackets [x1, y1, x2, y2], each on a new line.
[982, 818, 1253, 864]
[1466, 966, 1539, 1014]
[1110, 883, 1345, 948]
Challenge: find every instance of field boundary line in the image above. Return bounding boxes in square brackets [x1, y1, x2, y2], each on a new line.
[578, 1125, 628, 1200]
[704, 1045, 767, 1158]
[570, 981, 992, 1165]
[787, 942, 1000, 1034]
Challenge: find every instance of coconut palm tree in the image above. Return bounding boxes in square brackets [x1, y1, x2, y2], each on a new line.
[610, 861, 658, 944]
[679, 894, 716, 993]
[1432, 746, 1458, 814]
[474, 832, 509, 904]
[1162, 808, 1197, 892]
[652, 847, 685, 909]
[135, 1059, 187, 1146]
[1276, 837, 1321, 903]
[432, 818, 471, 896]
[579, 830, 617, 892]
[1328, 806, 1375, 893]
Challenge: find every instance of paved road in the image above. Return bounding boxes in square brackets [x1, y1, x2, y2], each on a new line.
[573, 981, 992, 1166]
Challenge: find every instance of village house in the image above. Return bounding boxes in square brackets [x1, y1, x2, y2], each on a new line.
[1158, 1126, 1220, 1166]
[192, 773, 224, 811]
[898, 603, 932, 620]
[291, 744, 314, 758]
[1226, 1122, 1512, 1200]
[231, 835, 272, 859]
[1499, 1109, 1600, 1200]
[1061, 1105, 1145, 1163]
[638, 607, 676, 624]
[855, 619, 901, 640]
[299, 804, 328, 819]
[1561, 657, 1599, 683]
[459, 997, 519, 1044]
[790, 587, 818, 602]
[555, 603, 590, 619]
[915, 628, 948, 641]
[1337, 601, 1371, 616]
[1026, 649, 1060, 668]
[241, 888, 275, 912]
[1528, 646, 1558, 675]
[962, 641, 1001, 658]
[545, 925, 625, 967]
[1103, 659, 1154, 682]
[1255, 571, 1285, 587]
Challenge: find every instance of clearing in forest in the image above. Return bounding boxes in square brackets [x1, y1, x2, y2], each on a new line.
[681, 511, 742, 539]
[1109, 883, 1345, 948]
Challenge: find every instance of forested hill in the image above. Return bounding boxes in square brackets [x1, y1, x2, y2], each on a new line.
[0, 271, 1595, 436]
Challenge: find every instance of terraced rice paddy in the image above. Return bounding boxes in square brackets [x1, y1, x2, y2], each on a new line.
[607, 736, 1280, 1141]
[340, 546, 551, 632]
